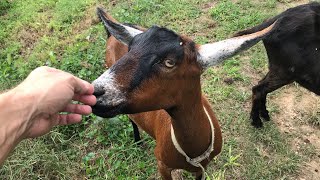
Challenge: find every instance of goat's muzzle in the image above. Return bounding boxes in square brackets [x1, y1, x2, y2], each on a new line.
[91, 68, 128, 118]
[91, 85, 127, 118]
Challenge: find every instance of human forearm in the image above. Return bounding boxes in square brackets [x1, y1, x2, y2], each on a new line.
[0, 88, 35, 165]
[0, 67, 96, 165]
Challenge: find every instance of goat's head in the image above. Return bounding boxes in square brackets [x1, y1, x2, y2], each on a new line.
[92, 8, 275, 118]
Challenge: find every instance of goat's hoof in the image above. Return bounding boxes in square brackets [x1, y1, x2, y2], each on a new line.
[260, 111, 270, 121]
[250, 117, 263, 128]
[136, 141, 143, 146]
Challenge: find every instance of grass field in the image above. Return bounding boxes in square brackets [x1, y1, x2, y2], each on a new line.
[1, 0, 320, 179]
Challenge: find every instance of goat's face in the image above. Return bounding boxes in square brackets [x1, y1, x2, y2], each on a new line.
[92, 8, 275, 118]
[92, 26, 201, 118]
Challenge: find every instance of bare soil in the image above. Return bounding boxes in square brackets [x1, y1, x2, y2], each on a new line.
[271, 86, 320, 180]
[277, 0, 310, 11]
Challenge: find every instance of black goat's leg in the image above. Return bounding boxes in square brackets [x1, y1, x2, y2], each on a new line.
[130, 119, 141, 144]
[260, 93, 270, 121]
[251, 83, 264, 128]
[251, 70, 293, 128]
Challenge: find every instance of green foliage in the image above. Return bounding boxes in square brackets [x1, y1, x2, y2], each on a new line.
[77, 115, 156, 179]
[210, 0, 277, 38]
[109, 0, 203, 32]
[307, 111, 320, 126]
[0, 0, 316, 179]
[0, 0, 12, 16]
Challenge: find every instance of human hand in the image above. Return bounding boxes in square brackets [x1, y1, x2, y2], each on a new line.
[13, 66, 96, 138]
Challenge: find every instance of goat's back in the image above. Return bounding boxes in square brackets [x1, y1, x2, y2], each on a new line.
[234, 2, 320, 38]
[235, 2, 320, 94]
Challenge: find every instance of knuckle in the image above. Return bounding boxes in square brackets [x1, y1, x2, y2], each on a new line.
[32, 66, 48, 74]
[64, 74, 76, 83]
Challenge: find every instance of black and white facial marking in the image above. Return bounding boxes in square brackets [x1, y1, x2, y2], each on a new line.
[97, 7, 142, 44]
[125, 26, 185, 90]
[92, 69, 126, 117]
[92, 26, 185, 118]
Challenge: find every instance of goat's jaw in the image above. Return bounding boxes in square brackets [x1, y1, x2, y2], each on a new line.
[92, 103, 126, 118]
[91, 69, 127, 118]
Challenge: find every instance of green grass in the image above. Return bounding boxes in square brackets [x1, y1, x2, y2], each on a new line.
[0, 0, 317, 179]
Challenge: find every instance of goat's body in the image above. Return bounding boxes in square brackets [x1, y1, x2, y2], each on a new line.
[106, 36, 222, 178]
[235, 2, 320, 127]
[130, 97, 222, 172]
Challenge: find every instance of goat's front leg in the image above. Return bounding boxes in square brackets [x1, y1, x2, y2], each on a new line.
[157, 161, 174, 180]
[130, 119, 141, 145]
[259, 93, 270, 121]
[251, 83, 264, 128]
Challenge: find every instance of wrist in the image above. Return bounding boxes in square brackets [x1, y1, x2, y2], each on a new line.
[0, 89, 33, 164]
[0, 87, 37, 142]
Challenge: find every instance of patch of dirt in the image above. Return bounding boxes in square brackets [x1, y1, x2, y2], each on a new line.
[17, 15, 52, 57]
[17, 4, 99, 59]
[270, 86, 320, 180]
[201, 2, 216, 12]
[109, 0, 121, 7]
[240, 54, 268, 83]
[187, 15, 217, 41]
[276, 0, 310, 12]
[72, 6, 99, 36]
[18, 27, 43, 56]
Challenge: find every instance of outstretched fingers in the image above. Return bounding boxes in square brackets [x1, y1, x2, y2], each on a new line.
[58, 114, 82, 125]
[73, 94, 96, 106]
[71, 76, 95, 95]
[62, 104, 92, 115]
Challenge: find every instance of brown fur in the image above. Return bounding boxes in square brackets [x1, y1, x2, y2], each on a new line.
[105, 34, 222, 179]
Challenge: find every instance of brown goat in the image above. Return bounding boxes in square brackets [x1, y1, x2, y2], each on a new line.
[92, 8, 275, 179]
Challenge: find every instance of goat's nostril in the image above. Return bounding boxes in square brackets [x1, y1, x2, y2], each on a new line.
[93, 87, 105, 97]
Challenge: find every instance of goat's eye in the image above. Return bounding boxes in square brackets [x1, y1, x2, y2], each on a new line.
[164, 59, 175, 68]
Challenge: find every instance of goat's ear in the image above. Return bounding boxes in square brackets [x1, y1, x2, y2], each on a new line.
[97, 7, 143, 45]
[197, 22, 276, 69]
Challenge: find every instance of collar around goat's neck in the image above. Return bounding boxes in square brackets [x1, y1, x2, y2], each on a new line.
[170, 105, 215, 180]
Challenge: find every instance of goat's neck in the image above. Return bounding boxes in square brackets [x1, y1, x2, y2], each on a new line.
[167, 85, 212, 158]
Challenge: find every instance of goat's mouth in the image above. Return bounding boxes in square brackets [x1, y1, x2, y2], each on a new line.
[91, 103, 126, 118]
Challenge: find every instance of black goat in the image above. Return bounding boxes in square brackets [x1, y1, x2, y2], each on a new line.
[234, 2, 320, 128]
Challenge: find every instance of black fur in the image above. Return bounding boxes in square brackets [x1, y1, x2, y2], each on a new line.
[97, 7, 135, 45]
[114, 26, 184, 91]
[234, 2, 320, 127]
[130, 119, 142, 145]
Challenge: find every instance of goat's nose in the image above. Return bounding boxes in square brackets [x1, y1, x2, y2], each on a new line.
[93, 85, 105, 97]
